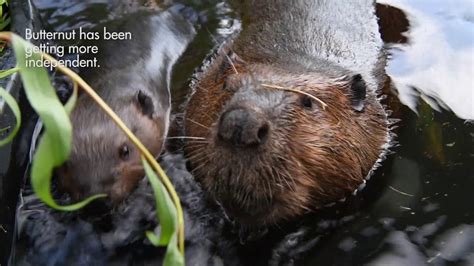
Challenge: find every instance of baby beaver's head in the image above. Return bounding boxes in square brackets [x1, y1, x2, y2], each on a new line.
[184, 51, 389, 226]
[57, 89, 168, 204]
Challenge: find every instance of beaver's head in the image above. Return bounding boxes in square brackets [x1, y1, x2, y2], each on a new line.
[57, 89, 167, 204]
[184, 50, 389, 226]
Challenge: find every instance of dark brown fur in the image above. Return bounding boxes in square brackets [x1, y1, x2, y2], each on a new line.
[182, 0, 390, 226]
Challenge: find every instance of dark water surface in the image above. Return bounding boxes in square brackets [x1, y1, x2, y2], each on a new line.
[0, 0, 472, 265]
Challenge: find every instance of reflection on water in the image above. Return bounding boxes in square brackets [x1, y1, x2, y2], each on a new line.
[379, 0, 474, 121]
[32, 0, 161, 31]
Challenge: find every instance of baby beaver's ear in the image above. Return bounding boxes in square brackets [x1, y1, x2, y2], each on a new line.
[135, 90, 155, 118]
[348, 74, 367, 112]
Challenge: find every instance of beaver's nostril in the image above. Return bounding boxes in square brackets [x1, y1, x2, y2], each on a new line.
[218, 108, 269, 147]
[257, 124, 269, 143]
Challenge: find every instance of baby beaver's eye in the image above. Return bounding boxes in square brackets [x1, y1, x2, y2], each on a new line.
[119, 144, 130, 160]
[300, 95, 313, 110]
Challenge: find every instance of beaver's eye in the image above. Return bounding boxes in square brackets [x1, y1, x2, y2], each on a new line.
[300, 95, 313, 110]
[222, 80, 228, 90]
[119, 145, 130, 160]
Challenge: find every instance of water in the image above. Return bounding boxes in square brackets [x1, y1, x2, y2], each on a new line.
[380, 0, 473, 121]
[1, 0, 473, 265]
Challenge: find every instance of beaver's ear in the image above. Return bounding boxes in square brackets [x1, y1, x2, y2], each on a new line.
[135, 90, 154, 118]
[348, 74, 366, 112]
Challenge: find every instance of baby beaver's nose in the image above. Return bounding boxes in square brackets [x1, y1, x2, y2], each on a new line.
[218, 108, 269, 147]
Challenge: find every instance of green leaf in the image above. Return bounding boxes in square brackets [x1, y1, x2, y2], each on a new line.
[142, 157, 177, 246]
[0, 67, 20, 79]
[142, 157, 183, 266]
[0, 0, 10, 32]
[163, 233, 184, 266]
[0, 85, 21, 146]
[0, 40, 6, 53]
[145, 234, 184, 266]
[0, 16, 10, 31]
[64, 82, 78, 115]
[145, 230, 161, 246]
[10, 33, 106, 211]
[0, 126, 10, 133]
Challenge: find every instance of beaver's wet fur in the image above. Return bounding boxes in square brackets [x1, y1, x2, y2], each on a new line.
[56, 10, 195, 203]
[182, 0, 391, 226]
[16, 153, 240, 266]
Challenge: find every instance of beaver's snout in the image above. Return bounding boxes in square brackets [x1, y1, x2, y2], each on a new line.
[218, 108, 270, 147]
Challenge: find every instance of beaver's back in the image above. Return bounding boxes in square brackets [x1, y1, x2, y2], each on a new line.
[233, 0, 383, 88]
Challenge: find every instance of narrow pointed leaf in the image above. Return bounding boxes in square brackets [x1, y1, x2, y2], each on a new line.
[64, 81, 78, 115]
[163, 234, 184, 266]
[10, 33, 106, 210]
[0, 17, 10, 31]
[0, 86, 21, 146]
[142, 157, 183, 266]
[142, 157, 177, 245]
[0, 67, 20, 79]
[145, 231, 161, 246]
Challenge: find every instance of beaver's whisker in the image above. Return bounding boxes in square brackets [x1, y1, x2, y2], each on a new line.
[275, 156, 293, 184]
[185, 140, 211, 145]
[206, 27, 239, 75]
[225, 55, 239, 75]
[300, 203, 312, 212]
[205, 157, 217, 178]
[191, 162, 204, 175]
[186, 142, 210, 147]
[190, 156, 206, 172]
[186, 118, 211, 130]
[200, 111, 217, 122]
[266, 162, 283, 190]
[241, 190, 251, 209]
[267, 160, 281, 187]
[261, 83, 328, 110]
[257, 167, 271, 203]
[275, 156, 293, 190]
[192, 159, 211, 176]
[186, 141, 210, 147]
[278, 168, 293, 191]
[186, 150, 208, 162]
[265, 177, 273, 203]
[274, 170, 285, 190]
[187, 151, 209, 164]
[185, 141, 208, 147]
[281, 165, 298, 193]
[261, 160, 274, 201]
[183, 143, 206, 150]
[191, 151, 215, 173]
[184, 149, 206, 159]
[185, 147, 206, 158]
[234, 163, 242, 186]
[166, 136, 206, 140]
[128, 164, 146, 171]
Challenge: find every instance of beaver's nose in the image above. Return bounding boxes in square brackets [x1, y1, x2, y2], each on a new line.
[218, 108, 269, 147]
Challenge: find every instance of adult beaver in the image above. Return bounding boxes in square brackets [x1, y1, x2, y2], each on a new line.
[56, 10, 195, 203]
[182, 0, 391, 226]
